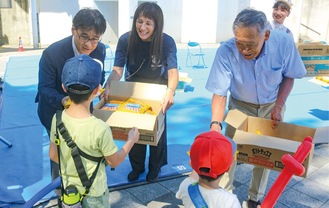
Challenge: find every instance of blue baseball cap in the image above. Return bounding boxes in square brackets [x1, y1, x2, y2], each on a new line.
[62, 54, 102, 94]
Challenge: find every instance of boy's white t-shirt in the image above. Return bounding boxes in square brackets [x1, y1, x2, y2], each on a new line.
[176, 177, 241, 208]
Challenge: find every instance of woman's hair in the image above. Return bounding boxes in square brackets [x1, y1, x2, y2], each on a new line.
[273, 1, 291, 12]
[232, 8, 269, 35]
[128, 2, 164, 66]
[73, 8, 107, 35]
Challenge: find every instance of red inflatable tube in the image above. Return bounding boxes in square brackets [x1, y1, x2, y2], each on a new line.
[261, 136, 313, 208]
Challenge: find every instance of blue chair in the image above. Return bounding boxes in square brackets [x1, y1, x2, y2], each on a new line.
[186, 41, 207, 69]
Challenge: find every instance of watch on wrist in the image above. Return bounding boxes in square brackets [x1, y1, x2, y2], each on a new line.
[210, 121, 222, 130]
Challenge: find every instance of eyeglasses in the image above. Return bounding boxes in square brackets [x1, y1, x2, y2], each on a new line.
[77, 33, 101, 44]
[235, 36, 263, 51]
[235, 41, 259, 50]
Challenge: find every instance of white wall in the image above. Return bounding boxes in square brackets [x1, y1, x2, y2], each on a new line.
[38, 0, 120, 46]
[38, 11, 73, 45]
[180, 0, 218, 43]
[158, 0, 183, 42]
[94, 1, 119, 45]
[39, 0, 88, 45]
[300, 0, 329, 43]
[37, 0, 271, 45]
[36, 0, 329, 46]
[216, 0, 251, 42]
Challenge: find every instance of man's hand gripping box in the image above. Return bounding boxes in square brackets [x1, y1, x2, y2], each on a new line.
[224, 109, 328, 177]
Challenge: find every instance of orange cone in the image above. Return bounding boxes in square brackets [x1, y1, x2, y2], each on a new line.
[18, 37, 24, 52]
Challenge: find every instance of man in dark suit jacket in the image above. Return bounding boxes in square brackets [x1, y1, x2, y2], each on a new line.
[35, 8, 107, 202]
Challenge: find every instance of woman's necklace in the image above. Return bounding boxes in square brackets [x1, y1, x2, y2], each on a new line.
[125, 59, 146, 80]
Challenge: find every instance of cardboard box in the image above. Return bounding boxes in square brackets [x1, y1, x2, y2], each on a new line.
[225, 109, 317, 177]
[298, 44, 329, 56]
[301, 56, 329, 61]
[93, 81, 166, 146]
[298, 44, 329, 76]
[303, 60, 329, 76]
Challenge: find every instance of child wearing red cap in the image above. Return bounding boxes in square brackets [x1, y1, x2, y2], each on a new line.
[176, 131, 241, 208]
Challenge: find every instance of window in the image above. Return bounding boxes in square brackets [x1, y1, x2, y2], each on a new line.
[0, 0, 12, 8]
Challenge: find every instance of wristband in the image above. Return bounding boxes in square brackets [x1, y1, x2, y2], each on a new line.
[274, 104, 283, 110]
[210, 121, 222, 130]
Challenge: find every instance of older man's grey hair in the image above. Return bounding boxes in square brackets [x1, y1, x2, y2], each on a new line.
[232, 8, 269, 35]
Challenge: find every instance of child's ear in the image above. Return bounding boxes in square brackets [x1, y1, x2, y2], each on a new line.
[62, 83, 67, 92]
[92, 84, 101, 95]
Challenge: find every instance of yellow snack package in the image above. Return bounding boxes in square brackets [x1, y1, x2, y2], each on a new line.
[255, 130, 262, 135]
[101, 100, 123, 111]
[96, 88, 105, 97]
[118, 98, 155, 114]
[64, 99, 71, 109]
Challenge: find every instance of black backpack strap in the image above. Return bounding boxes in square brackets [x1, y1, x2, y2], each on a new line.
[188, 182, 208, 208]
[55, 125, 65, 195]
[56, 110, 103, 195]
[78, 149, 103, 163]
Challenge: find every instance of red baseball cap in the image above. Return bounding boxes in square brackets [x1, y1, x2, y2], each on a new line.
[190, 131, 237, 178]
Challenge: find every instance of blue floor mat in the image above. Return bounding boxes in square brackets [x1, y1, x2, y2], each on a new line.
[0, 52, 328, 206]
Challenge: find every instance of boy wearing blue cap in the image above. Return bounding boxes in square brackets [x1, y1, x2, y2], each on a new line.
[48, 54, 139, 207]
[176, 131, 241, 208]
